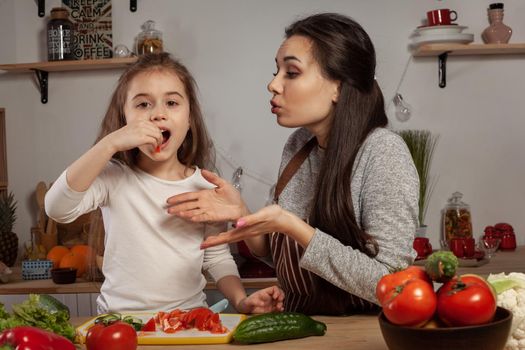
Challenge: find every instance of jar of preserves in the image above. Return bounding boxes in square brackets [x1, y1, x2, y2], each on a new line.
[442, 191, 473, 247]
[47, 7, 74, 61]
[136, 20, 163, 55]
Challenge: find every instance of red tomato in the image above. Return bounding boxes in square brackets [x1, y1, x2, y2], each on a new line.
[436, 274, 497, 326]
[376, 266, 431, 304]
[141, 317, 156, 332]
[86, 321, 137, 350]
[382, 278, 437, 327]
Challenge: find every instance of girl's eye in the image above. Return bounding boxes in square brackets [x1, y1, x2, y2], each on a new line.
[136, 101, 150, 109]
[167, 100, 179, 107]
[286, 71, 299, 78]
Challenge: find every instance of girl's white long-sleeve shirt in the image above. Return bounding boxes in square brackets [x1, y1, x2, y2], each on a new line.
[45, 161, 239, 314]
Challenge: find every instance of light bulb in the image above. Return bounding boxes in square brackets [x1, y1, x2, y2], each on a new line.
[393, 93, 412, 122]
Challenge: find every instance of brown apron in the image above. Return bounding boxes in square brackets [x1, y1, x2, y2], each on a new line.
[270, 137, 379, 315]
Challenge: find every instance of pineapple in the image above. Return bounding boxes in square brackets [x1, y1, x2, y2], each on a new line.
[0, 191, 18, 266]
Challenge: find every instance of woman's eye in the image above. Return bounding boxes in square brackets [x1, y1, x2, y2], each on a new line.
[286, 71, 299, 78]
[136, 101, 150, 109]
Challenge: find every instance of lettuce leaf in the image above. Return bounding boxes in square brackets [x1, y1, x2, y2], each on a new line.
[0, 295, 75, 341]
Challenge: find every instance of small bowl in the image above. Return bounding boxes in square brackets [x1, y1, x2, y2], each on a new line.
[379, 307, 512, 350]
[51, 267, 77, 284]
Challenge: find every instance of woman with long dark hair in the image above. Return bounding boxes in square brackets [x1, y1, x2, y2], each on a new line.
[167, 13, 419, 315]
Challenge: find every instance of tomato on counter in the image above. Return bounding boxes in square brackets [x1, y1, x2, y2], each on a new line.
[86, 320, 137, 350]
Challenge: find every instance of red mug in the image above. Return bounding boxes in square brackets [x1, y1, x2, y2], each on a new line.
[426, 9, 458, 26]
[450, 238, 465, 258]
[463, 237, 476, 258]
[413, 237, 432, 259]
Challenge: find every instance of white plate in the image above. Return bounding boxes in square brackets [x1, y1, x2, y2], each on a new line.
[411, 33, 474, 46]
[415, 25, 468, 35]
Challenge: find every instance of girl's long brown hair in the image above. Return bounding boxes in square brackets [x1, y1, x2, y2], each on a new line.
[286, 13, 388, 257]
[96, 52, 215, 171]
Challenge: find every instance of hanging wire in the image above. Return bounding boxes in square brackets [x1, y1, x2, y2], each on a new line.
[215, 144, 275, 187]
[386, 55, 413, 112]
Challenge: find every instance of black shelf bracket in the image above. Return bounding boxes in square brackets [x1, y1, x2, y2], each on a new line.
[33, 69, 49, 104]
[438, 52, 450, 88]
[37, 0, 45, 17]
[130, 0, 137, 12]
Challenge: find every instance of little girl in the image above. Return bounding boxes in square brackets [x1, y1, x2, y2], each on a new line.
[45, 53, 284, 314]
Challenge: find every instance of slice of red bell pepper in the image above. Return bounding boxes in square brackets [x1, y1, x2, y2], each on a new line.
[0, 326, 76, 350]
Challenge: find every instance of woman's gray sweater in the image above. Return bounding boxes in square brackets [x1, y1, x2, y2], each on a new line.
[277, 127, 419, 304]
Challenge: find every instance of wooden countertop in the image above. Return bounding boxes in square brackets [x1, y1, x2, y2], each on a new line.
[0, 267, 277, 295]
[2, 246, 523, 295]
[416, 246, 525, 278]
[72, 314, 388, 350]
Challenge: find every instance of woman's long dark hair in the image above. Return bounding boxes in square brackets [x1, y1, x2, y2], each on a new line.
[286, 13, 387, 257]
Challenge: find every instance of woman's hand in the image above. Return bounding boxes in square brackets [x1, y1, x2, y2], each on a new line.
[235, 286, 285, 314]
[166, 170, 249, 222]
[200, 205, 298, 248]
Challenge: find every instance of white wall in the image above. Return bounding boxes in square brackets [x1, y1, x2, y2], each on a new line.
[1, 0, 524, 256]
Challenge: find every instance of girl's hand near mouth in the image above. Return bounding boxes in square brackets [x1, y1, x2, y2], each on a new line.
[105, 118, 163, 153]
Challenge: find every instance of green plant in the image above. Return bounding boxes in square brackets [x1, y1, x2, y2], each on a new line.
[0, 191, 18, 266]
[398, 130, 438, 226]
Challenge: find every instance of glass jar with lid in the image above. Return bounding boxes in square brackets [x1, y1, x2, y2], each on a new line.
[47, 7, 74, 61]
[441, 191, 473, 248]
[136, 20, 163, 55]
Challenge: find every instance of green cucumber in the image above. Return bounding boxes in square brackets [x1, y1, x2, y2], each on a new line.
[233, 312, 327, 344]
[37, 294, 70, 319]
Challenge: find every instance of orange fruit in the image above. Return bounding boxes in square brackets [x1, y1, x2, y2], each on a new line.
[71, 244, 93, 259]
[46, 245, 70, 269]
[59, 252, 86, 277]
[70, 244, 93, 271]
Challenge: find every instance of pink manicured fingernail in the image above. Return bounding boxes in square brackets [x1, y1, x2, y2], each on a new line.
[236, 219, 246, 227]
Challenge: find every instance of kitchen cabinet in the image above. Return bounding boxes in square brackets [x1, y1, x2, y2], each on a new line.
[412, 43, 525, 88]
[0, 58, 137, 103]
[0, 266, 278, 316]
[0, 108, 6, 193]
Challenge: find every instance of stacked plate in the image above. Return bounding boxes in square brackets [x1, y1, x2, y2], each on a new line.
[411, 24, 474, 46]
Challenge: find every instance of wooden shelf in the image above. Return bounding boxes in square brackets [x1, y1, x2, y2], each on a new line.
[0, 57, 137, 73]
[412, 43, 525, 88]
[0, 57, 138, 103]
[413, 43, 525, 57]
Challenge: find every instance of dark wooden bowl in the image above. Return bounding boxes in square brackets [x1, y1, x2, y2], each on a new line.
[379, 307, 512, 350]
[51, 267, 77, 284]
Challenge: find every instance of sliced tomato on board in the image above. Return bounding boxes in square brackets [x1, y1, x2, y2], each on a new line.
[141, 317, 156, 332]
[181, 308, 215, 330]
